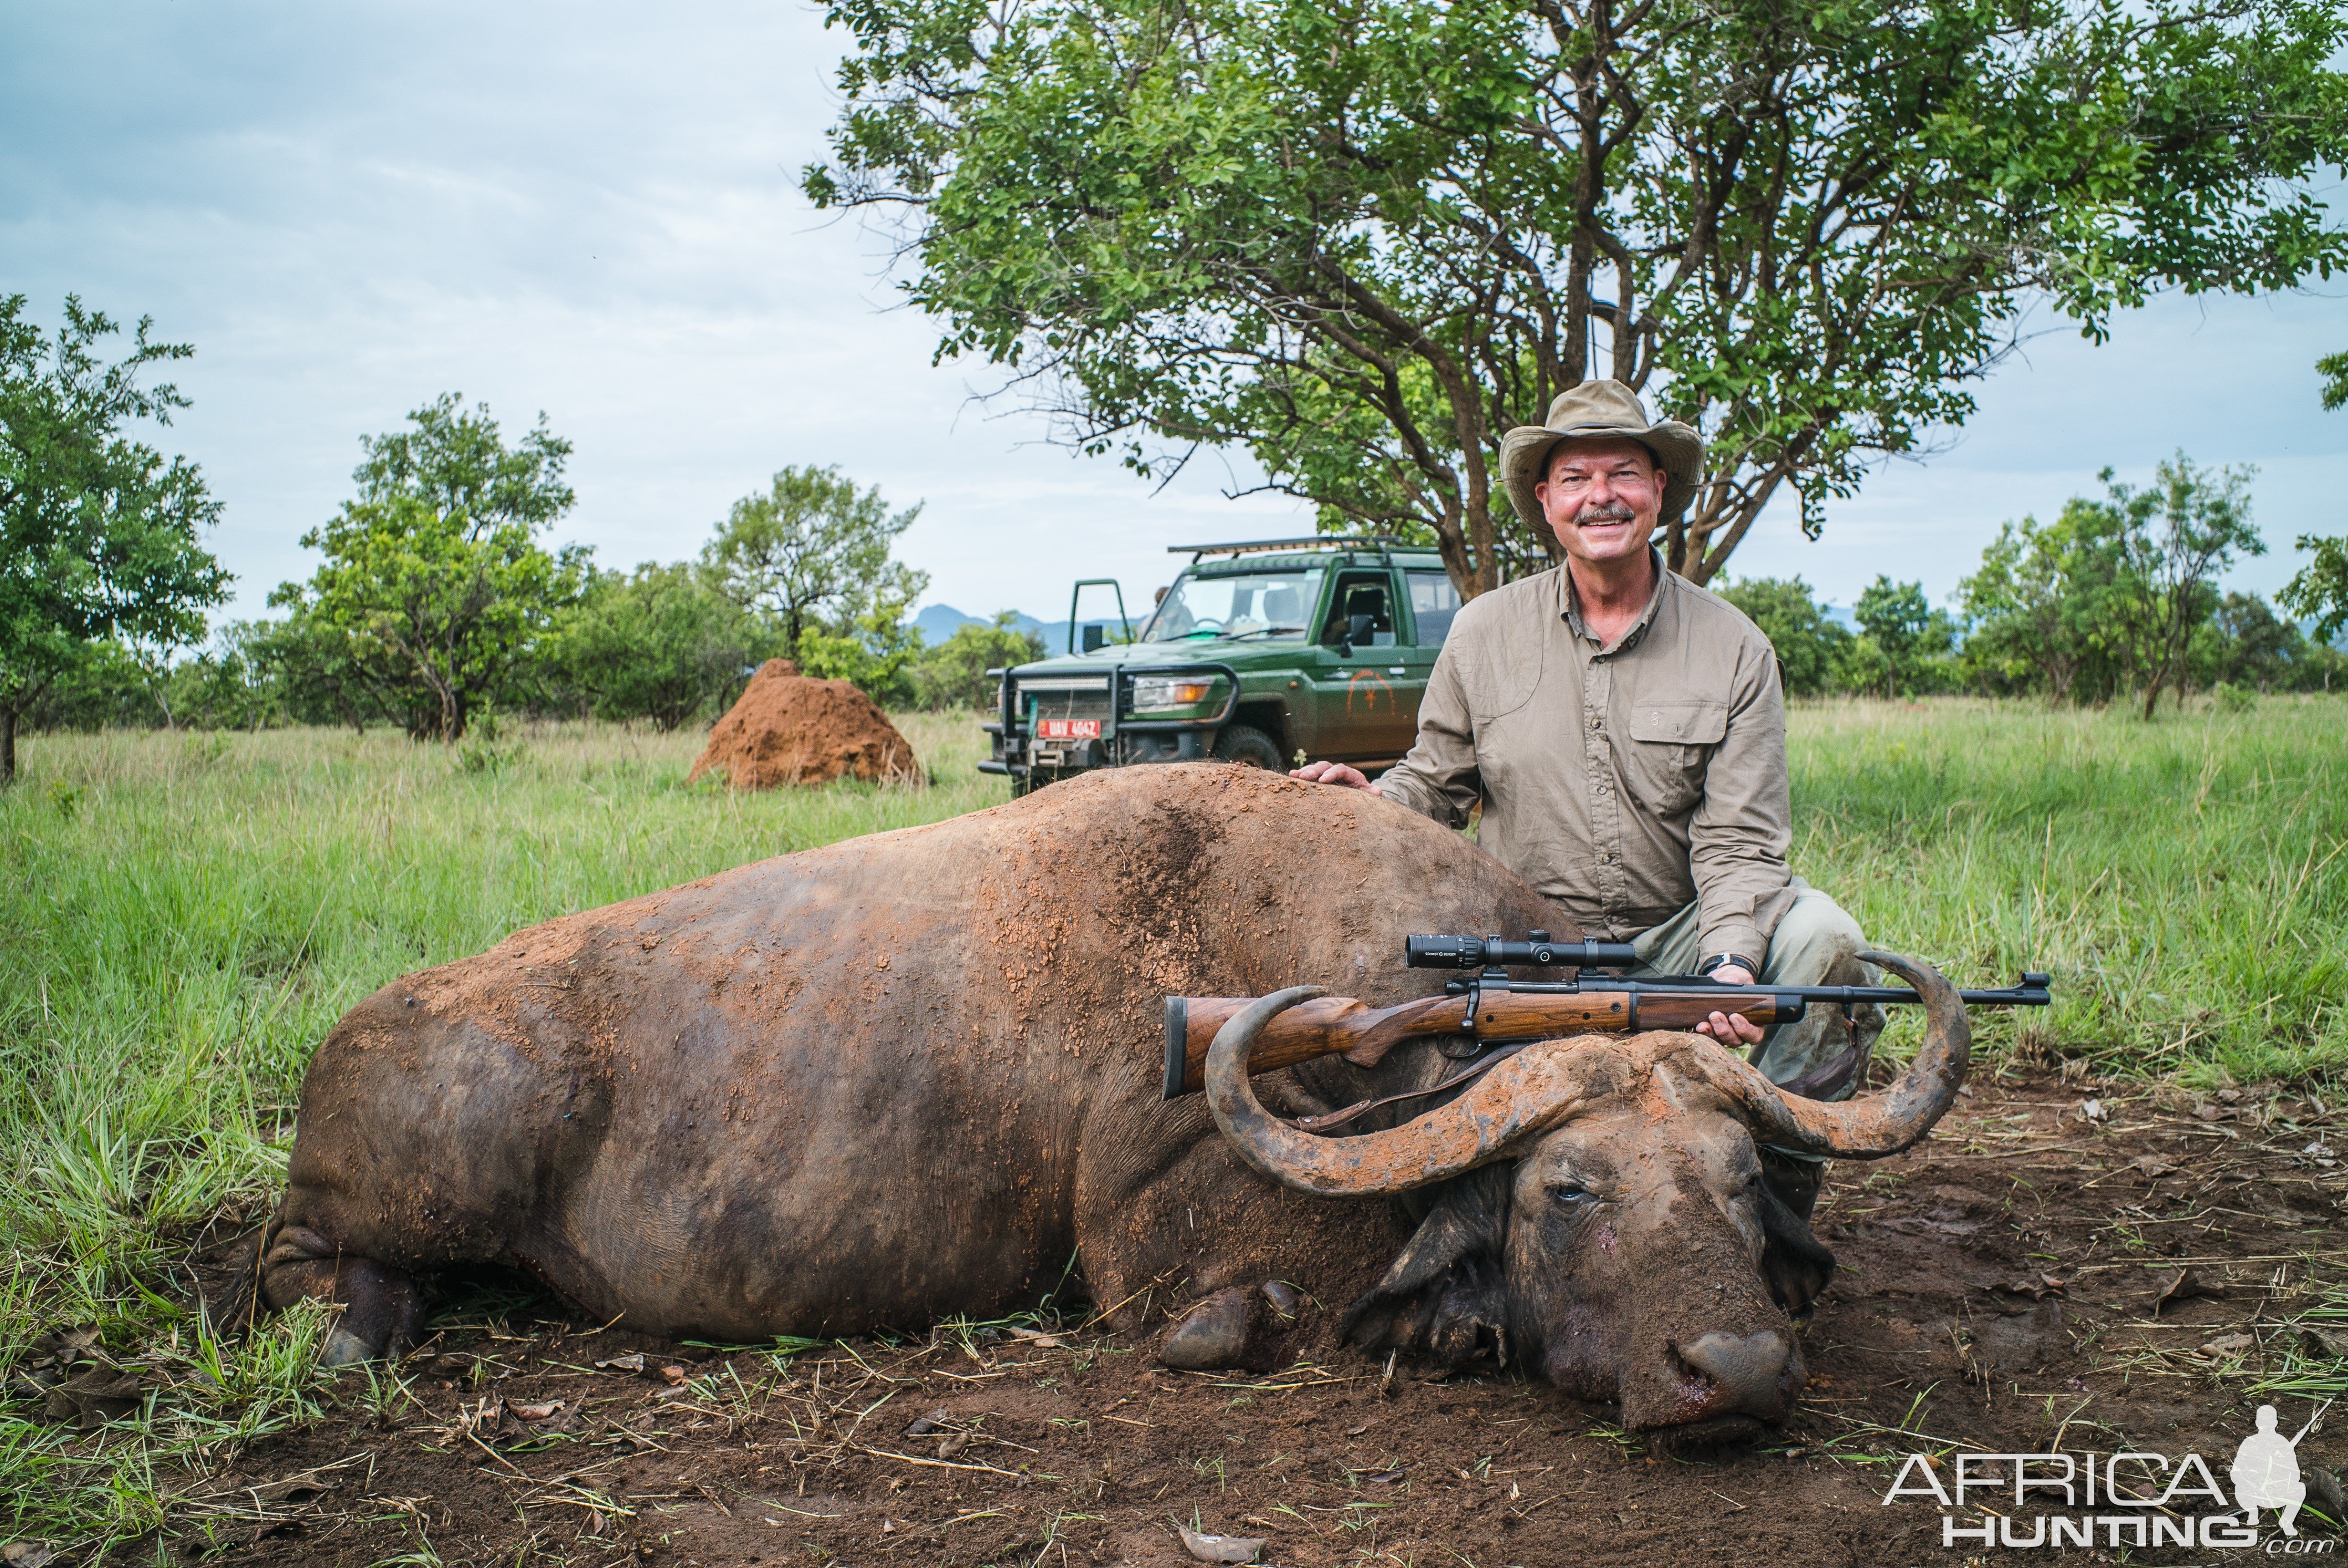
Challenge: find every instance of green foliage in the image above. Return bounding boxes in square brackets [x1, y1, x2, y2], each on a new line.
[25, 446, 944, 734]
[909, 611, 1047, 709]
[1961, 455, 2268, 713]
[703, 465, 927, 648]
[19, 633, 153, 731]
[2098, 454, 2265, 717]
[268, 396, 587, 740]
[554, 561, 766, 730]
[2282, 533, 2348, 643]
[696, 465, 931, 705]
[2286, 353, 2348, 642]
[0, 293, 231, 777]
[25, 622, 291, 733]
[245, 610, 381, 731]
[2189, 591, 2342, 695]
[2319, 349, 2348, 412]
[1830, 633, 1896, 699]
[1958, 501, 2132, 702]
[809, 0, 2348, 594]
[1713, 576, 1851, 698]
[792, 595, 927, 706]
[1853, 577, 1960, 697]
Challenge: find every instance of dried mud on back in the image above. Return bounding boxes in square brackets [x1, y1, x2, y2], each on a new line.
[57, 1072, 2348, 1565]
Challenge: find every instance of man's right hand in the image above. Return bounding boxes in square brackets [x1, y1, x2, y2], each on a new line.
[1290, 760, 1378, 791]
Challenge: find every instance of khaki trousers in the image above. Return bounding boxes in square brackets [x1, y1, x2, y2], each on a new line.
[1624, 878, 1883, 1103]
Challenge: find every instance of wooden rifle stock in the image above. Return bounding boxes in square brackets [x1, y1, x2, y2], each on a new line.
[1161, 987, 1796, 1099]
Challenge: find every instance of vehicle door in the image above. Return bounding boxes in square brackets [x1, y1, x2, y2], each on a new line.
[1304, 570, 1415, 760]
[1399, 564, 1463, 690]
[1383, 566, 1459, 748]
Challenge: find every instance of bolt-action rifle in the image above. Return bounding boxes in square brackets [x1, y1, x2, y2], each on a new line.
[1161, 930, 2051, 1103]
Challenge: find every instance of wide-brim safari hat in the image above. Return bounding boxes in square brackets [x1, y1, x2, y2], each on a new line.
[1499, 380, 1704, 546]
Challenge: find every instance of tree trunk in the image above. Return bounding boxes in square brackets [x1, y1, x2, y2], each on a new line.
[2141, 656, 2169, 720]
[1, 707, 14, 784]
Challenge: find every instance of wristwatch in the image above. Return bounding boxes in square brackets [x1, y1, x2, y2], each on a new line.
[1697, 953, 1753, 978]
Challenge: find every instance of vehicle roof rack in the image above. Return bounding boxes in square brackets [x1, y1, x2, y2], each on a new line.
[1168, 535, 1414, 559]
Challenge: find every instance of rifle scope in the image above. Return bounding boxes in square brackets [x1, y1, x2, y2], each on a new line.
[1405, 932, 1641, 971]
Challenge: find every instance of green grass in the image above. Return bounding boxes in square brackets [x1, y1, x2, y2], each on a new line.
[1784, 697, 2348, 1084]
[1, 696, 2345, 1553]
[0, 711, 996, 1555]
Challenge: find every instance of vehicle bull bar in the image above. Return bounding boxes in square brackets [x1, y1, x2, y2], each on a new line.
[981, 662, 1242, 778]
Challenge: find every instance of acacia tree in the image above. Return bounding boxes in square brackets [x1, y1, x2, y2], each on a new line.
[701, 465, 928, 654]
[271, 396, 583, 741]
[2097, 456, 2263, 716]
[809, 0, 2348, 595]
[0, 295, 230, 780]
[1853, 577, 1957, 697]
[1958, 502, 2133, 702]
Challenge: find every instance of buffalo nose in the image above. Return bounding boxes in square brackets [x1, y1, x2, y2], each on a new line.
[1675, 1329, 1793, 1418]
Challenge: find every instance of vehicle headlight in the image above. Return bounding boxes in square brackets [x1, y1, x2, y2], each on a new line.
[1130, 678, 1217, 713]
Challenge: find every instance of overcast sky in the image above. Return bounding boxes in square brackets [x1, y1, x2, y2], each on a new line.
[5, 1, 2342, 632]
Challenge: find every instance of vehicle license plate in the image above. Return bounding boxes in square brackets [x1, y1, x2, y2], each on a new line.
[1036, 719, 1101, 740]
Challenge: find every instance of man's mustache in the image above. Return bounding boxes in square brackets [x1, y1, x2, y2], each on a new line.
[1573, 501, 1639, 526]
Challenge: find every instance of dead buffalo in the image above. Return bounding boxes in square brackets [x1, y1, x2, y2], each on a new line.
[240, 764, 1966, 1445]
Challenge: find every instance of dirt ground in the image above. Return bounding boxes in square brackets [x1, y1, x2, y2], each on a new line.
[687, 660, 921, 788]
[124, 1070, 2348, 1565]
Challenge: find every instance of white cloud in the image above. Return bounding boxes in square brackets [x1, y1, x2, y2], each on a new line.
[3, 1, 2340, 632]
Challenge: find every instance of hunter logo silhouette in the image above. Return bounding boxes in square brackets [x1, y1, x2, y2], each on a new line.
[2232, 1400, 2331, 1536]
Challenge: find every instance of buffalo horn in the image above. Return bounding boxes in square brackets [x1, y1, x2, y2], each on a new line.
[1203, 986, 1606, 1196]
[1701, 949, 1971, 1159]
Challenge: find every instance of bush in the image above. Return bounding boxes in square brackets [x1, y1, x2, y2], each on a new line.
[909, 613, 1046, 710]
[1853, 576, 1960, 697]
[1713, 577, 1850, 698]
[551, 563, 766, 730]
[793, 600, 925, 708]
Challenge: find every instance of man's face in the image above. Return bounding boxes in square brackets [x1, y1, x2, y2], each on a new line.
[1535, 438, 1664, 569]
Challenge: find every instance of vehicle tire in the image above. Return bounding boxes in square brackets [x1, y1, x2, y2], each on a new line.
[1212, 725, 1285, 770]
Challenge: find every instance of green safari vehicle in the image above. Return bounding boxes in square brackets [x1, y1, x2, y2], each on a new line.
[981, 537, 1462, 795]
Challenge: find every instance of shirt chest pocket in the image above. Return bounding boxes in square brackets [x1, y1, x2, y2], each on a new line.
[1622, 699, 1727, 815]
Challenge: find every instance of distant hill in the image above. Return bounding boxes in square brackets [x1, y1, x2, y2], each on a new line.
[912, 603, 1138, 656]
[910, 604, 995, 645]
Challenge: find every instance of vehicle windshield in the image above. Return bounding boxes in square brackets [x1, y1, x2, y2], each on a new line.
[1142, 568, 1322, 642]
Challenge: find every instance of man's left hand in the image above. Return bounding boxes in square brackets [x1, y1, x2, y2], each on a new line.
[1695, 963, 1765, 1047]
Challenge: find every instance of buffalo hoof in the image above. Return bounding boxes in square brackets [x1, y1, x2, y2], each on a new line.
[320, 1325, 382, 1367]
[1160, 1287, 1253, 1370]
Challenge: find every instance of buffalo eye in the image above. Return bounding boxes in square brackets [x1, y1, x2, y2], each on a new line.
[1548, 1182, 1595, 1209]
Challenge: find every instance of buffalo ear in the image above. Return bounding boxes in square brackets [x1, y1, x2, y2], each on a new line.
[1340, 1167, 1512, 1371]
[1757, 1180, 1836, 1317]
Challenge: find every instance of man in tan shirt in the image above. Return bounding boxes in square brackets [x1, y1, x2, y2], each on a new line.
[1293, 380, 1881, 1104]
